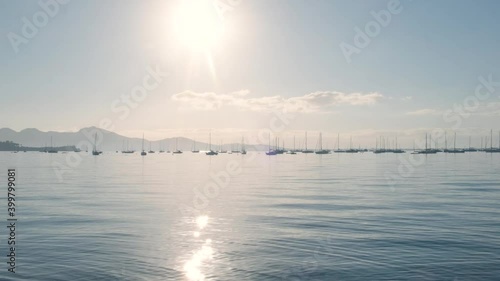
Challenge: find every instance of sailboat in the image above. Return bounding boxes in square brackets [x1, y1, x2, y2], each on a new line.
[373, 136, 382, 154]
[444, 132, 449, 152]
[416, 133, 437, 154]
[287, 136, 297, 154]
[191, 139, 199, 153]
[374, 136, 388, 154]
[122, 140, 135, 153]
[464, 136, 477, 152]
[206, 132, 218, 155]
[92, 133, 101, 155]
[241, 137, 247, 154]
[445, 132, 465, 153]
[231, 139, 240, 154]
[48, 136, 58, 153]
[148, 141, 155, 153]
[345, 136, 358, 153]
[159, 141, 165, 153]
[141, 134, 147, 156]
[266, 133, 277, 155]
[484, 130, 500, 153]
[334, 133, 346, 153]
[393, 137, 405, 153]
[173, 137, 183, 154]
[315, 132, 329, 154]
[275, 138, 285, 154]
[302, 131, 314, 153]
[218, 140, 227, 153]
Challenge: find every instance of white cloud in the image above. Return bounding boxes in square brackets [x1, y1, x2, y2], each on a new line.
[406, 102, 500, 117]
[171, 90, 384, 113]
[406, 108, 442, 116]
[475, 101, 500, 116]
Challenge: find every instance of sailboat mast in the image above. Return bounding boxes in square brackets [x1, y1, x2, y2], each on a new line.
[337, 133, 340, 151]
[305, 132, 307, 151]
[425, 133, 428, 151]
[445, 132, 447, 150]
[490, 130, 495, 150]
[454, 132, 457, 150]
[319, 132, 322, 150]
[269, 133, 271, 151]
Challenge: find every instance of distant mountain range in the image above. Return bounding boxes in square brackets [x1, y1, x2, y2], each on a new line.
[0, 127, 269, 151]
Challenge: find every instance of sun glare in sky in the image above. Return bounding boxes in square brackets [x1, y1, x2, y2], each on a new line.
[172, 0, 225, 52]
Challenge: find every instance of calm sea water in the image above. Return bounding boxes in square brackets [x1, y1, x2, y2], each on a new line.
[0, 151, 499, 280]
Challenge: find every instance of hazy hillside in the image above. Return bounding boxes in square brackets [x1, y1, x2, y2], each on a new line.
[0, 127, 269, 151]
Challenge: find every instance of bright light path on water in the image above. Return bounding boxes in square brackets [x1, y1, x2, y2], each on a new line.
[184, 215, 213, 281]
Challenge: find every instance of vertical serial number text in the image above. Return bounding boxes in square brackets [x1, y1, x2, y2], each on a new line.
[7, 169, 16, 273]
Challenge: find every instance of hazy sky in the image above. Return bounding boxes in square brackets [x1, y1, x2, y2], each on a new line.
[1, 0, 500, 145]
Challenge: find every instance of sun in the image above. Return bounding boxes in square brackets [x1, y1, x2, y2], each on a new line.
[173, 0, 224, 52]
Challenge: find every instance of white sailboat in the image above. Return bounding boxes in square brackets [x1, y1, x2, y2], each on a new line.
[192, 139, 199, 153]
[92, 133, 101, 155]
[48, 136, 58, 153]
[173, 137, 183, 154]
[302, 131, 313, 153]
[148, 141, 155, 153]
[315, 132, 329, 154]
[141, 134, 147, 156]
[287, 136, 296, 154]
[206, 132, 218, 155]
[241, 136, 247, 154]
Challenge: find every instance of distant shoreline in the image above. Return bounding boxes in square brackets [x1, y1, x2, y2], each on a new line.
[0, 141, 78, 152]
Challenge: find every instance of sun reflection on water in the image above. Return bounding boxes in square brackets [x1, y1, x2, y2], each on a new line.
[196, 215, 209, 230]
[183, 215, 213, 281]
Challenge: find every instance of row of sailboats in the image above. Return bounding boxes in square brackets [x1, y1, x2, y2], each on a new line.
[144, 132, 245, 156]
[411, 130, 500, 154]
[374, 136, 404, 153]
[267, 132, 332, 155]
[91, 130, 500, 156]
